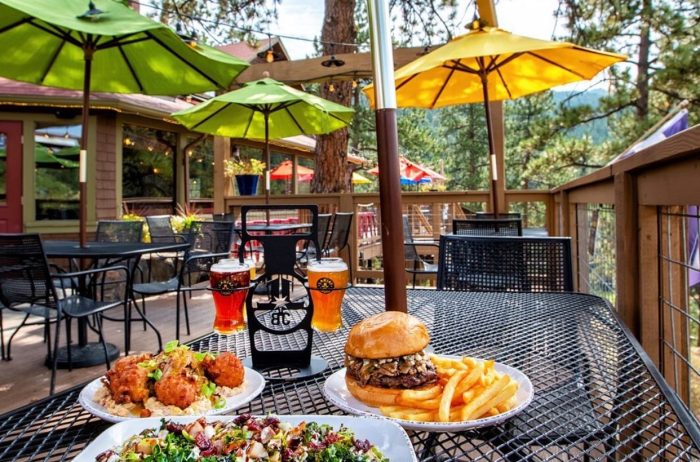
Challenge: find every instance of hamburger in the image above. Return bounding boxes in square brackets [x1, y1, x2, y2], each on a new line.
[344, 311, 438, 406]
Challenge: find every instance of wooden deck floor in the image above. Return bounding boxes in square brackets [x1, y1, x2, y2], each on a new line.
[0, 292, 215, 416]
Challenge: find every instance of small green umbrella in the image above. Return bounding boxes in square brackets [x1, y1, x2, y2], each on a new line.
[0, 0, 248, 245]
[172, 78, 355, 203]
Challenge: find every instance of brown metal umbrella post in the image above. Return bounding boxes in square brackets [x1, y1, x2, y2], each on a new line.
[368, 0, 407, 312]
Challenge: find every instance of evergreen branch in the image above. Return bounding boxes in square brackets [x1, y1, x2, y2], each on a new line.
[554, 101, 636, 133]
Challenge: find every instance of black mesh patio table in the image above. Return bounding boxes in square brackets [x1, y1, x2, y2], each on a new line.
[1, 288, 699, 461]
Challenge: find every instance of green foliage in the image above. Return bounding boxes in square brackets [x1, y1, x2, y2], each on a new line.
[223, 158, 265, 176]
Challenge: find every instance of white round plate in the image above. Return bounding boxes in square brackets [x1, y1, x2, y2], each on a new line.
[323, 356, 534, 432]
[79, 367, 265, 423]
[73, 415, 417, 462]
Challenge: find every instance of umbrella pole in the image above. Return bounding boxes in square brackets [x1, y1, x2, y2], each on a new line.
[264, 111, 270, 224]
[368, 0, 407, 312]
[480, 72, 499, 218]
[79, 48, 94, 247]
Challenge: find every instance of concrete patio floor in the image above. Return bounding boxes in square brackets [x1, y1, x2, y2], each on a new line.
[0, 291, 216, 415]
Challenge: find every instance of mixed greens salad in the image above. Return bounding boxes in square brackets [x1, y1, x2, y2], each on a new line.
[95, 415, 389, 462]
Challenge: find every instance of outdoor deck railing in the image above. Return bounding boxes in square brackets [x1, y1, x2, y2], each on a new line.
[553, 124, 700, 421]
[223, 189, 554, 283]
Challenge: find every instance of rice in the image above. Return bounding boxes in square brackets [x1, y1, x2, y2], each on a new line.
[95, 382, 245, 418]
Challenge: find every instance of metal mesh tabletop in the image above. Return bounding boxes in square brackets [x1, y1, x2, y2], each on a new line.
[1, 288, 699, 461]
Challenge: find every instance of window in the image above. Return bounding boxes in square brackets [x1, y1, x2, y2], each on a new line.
[122, 124, 176, 200]
[34, 124, 81, 220]
[187, 136, 213, 199]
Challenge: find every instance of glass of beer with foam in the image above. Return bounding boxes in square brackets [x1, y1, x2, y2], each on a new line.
[209, 260, 250, 334]
[307, 258, 349, 332]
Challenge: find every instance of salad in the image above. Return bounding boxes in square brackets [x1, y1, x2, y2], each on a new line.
[95, 415, 389, 462]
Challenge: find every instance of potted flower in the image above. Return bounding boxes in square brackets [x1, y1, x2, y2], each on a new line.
[224, 158, 266, 196]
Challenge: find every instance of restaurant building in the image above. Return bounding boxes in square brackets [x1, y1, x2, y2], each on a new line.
[0, 39, 331, 236]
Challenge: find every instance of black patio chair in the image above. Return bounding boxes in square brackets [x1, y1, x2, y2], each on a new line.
[0, 234, 128, 394]
[95, 220, 143, 243]
[297, 213, 332, 265]
[403, 215, 438, 288]
[435, 235, 608, 459]
[324, 212, 354, 281]
[131, 221, 234, 341]
[452, 217, 523, 236]
[437, 235, 573, 292]
[213, 212, 236, 222]
[145, 215, 176, 242]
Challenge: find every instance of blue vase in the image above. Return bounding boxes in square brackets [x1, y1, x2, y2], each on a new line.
[235, 174, 259, 196]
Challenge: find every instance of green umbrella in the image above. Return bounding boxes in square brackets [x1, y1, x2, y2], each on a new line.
[172, 78, 354, 203]
[0, 0, 248, 245]
[34, 146, 80, 168]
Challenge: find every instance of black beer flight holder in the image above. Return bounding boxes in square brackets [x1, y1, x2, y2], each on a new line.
[237, 205, 326, 381]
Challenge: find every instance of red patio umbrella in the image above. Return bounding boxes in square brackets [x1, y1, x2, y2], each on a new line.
[368, 156, 445, 182]
[269, 160, 314, 182]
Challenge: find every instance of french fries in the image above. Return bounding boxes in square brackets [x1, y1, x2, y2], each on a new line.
[378, 355, 520, 423]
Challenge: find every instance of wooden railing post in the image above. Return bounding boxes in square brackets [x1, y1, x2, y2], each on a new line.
[638, 205, 660, 364]
[615, 172, 640, 338]
[339, 193, 357, 283]
[213, 136, 231, 214]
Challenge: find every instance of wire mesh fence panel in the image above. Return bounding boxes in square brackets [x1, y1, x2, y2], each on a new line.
[658, 205, 700, 424]
[576, 203, 617, 304]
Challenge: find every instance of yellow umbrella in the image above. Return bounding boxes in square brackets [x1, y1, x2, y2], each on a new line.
[352, 172, 372, 185]
[364, 26, 626, 212]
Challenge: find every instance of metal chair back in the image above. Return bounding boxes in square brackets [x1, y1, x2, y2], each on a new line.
[437, 235, 573, 292]
[213, 212, 235, 222]
[188, 221, 233, 254]
[0, 234, 58, 310]
[403, 215, 419, 261]
[326, 212, 353, 253]
[146, 215, 176, 243]
[95, 220, 143, 243]
[453, 218, 523, 236]
[317, 214, 332, 251]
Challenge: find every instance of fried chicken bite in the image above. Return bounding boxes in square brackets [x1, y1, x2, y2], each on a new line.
[202, 352, 245, 388]
[103, 354, 152, 404]
[154, 370, 199, 409]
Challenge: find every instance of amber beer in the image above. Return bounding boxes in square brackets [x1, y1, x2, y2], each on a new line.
[308, 258, 349, 332]
[210, 261, 250, 334]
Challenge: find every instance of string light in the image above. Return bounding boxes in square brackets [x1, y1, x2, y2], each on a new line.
[265, 49, 274, 63]
[351, 80, 358, 89]
[130, 0, 360, 50]
[328, 82, 335, 93]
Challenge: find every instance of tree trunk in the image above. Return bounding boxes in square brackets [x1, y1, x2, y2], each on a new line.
[311, 0, 356, 193]
[636, 0, 651, 119]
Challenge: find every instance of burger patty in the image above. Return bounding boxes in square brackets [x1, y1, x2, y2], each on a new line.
[345, 350, 438, 389]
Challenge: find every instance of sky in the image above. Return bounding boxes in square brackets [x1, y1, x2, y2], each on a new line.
[270, 0, 563, 60]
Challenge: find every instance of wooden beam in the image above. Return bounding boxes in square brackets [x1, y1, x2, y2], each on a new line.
[234, 46, 432, 85]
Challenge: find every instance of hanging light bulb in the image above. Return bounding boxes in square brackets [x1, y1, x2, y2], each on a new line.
[257, 34, 277, 63]
[328, 82, 335, 93]
[352, 80, 358, 89]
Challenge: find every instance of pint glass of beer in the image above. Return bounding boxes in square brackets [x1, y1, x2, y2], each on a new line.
[307, 258, 349, 332]
[209, 261, 250, 334]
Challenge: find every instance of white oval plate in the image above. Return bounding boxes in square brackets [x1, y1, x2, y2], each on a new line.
[79, 367, 265, 423]
[323, 356, 534, 432]
[73, 414, 417, 462]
